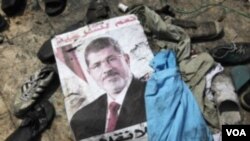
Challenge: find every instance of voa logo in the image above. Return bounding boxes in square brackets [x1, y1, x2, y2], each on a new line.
[226, 129, 246, 136]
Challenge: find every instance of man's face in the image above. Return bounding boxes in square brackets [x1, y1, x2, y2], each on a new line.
[87, 46, 130, 94]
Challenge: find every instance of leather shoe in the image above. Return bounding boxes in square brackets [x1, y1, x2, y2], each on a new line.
[209, 42, 250, 65]
[6, 100, 55, 141]
[172, 19, 223, 41]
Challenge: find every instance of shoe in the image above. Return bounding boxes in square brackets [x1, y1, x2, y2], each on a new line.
[171, 19, 223, 41]
[209, 42, 250, 65]
[1, 0, 26, 16]
[86, 0, 110, 24]
[37, 21, 85, 64]
[0, 15, 7, 32]
[44, 0, 67, 17]
[13, 65, 59, 118]
[154, 4, 176, 18]
[211, 73, 242, 126]
[240, 91, 250, 111]
[6, 100, 55, 141]
[37, 38, 55, 64]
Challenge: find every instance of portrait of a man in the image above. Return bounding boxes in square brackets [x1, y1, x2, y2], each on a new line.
[70, 37, 147, 140]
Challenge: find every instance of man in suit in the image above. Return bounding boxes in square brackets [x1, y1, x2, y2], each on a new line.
[70, 37, 147, 140]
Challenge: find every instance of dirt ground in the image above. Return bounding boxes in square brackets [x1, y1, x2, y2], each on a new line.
[0, 0, 250, 141]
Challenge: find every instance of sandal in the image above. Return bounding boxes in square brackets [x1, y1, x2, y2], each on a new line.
[13, 65, 59, 118]
[211, 73, 242, 126]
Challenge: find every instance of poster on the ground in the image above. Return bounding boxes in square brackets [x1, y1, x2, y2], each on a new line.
[51, 14, 154, 141]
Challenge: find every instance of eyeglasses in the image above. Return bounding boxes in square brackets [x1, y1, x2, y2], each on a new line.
[88, 55, 122, 72]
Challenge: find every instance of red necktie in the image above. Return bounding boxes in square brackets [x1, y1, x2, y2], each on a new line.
[106, 102, 120, 132]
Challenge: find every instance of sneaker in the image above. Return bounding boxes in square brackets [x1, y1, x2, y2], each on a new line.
[6, 100, 55, 141]
[13, 65, 59, 118]
[209, 42, 250, 65]
[240, 91, 250, 111]
[171, 19, 223, 41]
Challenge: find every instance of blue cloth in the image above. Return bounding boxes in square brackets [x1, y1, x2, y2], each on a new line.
[145, 50, 213, 141]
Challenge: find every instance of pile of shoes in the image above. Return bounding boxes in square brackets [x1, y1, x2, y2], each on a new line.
[208, 41, 250, 112]
[159, 3, 250, 133]
[5, 2, 94, 139]
[6, 65, 60, 141]
[1, 0, 67, 140]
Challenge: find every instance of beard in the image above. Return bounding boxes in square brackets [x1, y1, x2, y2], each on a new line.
[103, 75, 127, 94]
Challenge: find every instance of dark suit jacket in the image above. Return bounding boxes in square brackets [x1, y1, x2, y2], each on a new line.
[70, 78, 146, 140]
